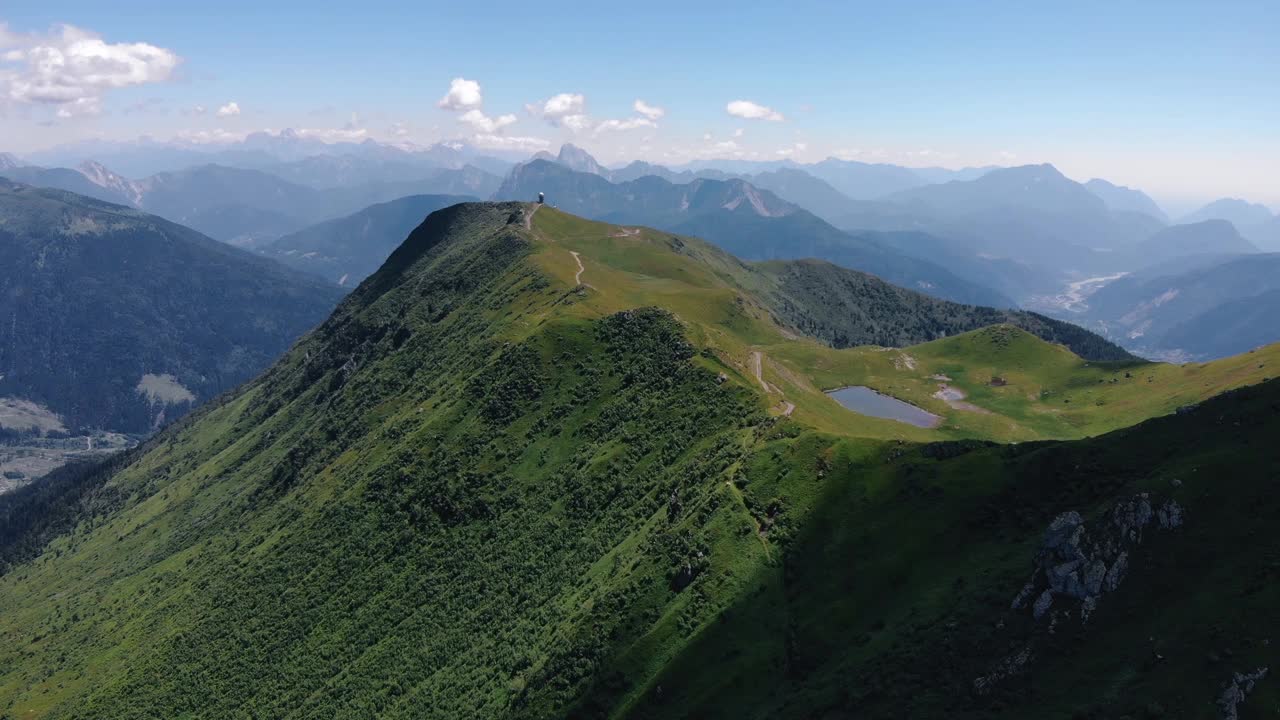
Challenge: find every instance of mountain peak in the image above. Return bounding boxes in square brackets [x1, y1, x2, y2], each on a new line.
[556, 143, 606, 176]
[1084, 177, 1169, 223]
[0, 152, 25, 171]
[1182, 197, 1275, 228]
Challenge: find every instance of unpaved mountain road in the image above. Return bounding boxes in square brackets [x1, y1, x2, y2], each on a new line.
[570, 251, 585, 285]
[523, 203, 539, 230]
[750, 351, 769, 392]
[750, 351, 795, 416]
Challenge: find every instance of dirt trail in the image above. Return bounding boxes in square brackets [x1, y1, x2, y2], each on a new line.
[570, 251, 585, 285]
[523, 203, 539, 230]
[751, 351, 796, 416]
[749, 351, 769, 392]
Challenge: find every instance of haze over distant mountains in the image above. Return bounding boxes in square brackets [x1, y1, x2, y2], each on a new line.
[493, 143, 1278, 359]
[496, 158, 1012, 307]
[0, 142, 504, 246]
[6, 135, 1277, 360]
[1072, 252, 1280, 360]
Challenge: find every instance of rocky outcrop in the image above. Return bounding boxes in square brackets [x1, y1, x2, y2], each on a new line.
[980, 494, 1187, 696]
[1011, 494, 1184, 625]
[1218, 667, 1267, 720]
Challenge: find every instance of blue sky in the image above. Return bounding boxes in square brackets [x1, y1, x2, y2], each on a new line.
[1, 0, 1277, 207]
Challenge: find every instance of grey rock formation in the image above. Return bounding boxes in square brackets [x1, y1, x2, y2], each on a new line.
[1218, 667, 1267, 720]
[1011, 493, 1184, 625]
[1157, 500, 1184, 529]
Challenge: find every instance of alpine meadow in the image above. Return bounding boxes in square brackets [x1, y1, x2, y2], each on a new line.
[0, 3, 1277, 719]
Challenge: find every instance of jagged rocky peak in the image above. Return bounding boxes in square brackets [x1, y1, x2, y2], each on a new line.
[74, 160, 142, 205]
[556, 143, 607, 176]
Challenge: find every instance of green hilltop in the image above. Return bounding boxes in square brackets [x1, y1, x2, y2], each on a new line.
[0, 202, 1274, 718]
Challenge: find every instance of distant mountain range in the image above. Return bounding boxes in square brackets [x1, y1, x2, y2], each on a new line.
[1084, 178, 1169, 222]
[497, 158, 1014, 307]
[1070, 252, 1280, 360]
[0, 157, 502, 247]
[1179, 197, 1279, 251]
[500, 144, 1278, 367]
[1131, 220, 1257, 265]
[0, 179, 343, 435]
[502, 148, 1272, 308]
[18, 131, 519, 178]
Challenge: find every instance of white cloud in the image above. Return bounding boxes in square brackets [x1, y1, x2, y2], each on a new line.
[559, 113, 592, 132]
[702, 132, 712, 141]
[541, 92, 585, 117]
[0, 23, 180, 117]
[294, 126, 368, 142]
[389, 121, 410, 138]
[216, 101, 240, 117]
[732, 128, 744, 138]
[54, 96, 101, 118]
[472, 133, 551, 151]
[437, 77, 482, 110]
[438, 78, 522, 137]
[726, 100, 784, 122]
[529, 92, 590, 130]
[595, 117, 657, 133]
[188, 104, 206, 116]
[459, 108, 517, 133]
[529, 92, 653, 135]
[633, 99, 664, 120]
[173, 128, 246, 144]
[776, 141, 810, 158]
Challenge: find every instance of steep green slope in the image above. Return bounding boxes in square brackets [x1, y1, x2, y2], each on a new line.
[261, 193, 475, 286]
[0, 203, 1273, 719]
[608, 378, 1279, 719]
[0, 202, 781, 717]
[0, 180, 344, 434]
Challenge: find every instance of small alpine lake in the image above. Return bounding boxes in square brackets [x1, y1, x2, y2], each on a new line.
[826, 386, 942, 428]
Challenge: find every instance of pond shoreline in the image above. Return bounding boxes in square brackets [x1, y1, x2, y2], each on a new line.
[825, 385, 943, 428]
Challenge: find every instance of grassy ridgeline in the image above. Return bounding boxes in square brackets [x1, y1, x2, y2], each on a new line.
[0, 203, 1274, 718]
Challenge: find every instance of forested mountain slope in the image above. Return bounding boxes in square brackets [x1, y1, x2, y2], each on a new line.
[0, 204, 1272, 719]
[0, 180, 343, 434]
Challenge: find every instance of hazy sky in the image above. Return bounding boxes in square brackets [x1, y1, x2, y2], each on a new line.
[1, 0, 1277, 208]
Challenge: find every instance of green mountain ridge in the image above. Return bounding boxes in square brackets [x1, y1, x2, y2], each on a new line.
[0, 202, 1273, 719]
[260, 193, 476, 286]
[496, 159, 1015, 307]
